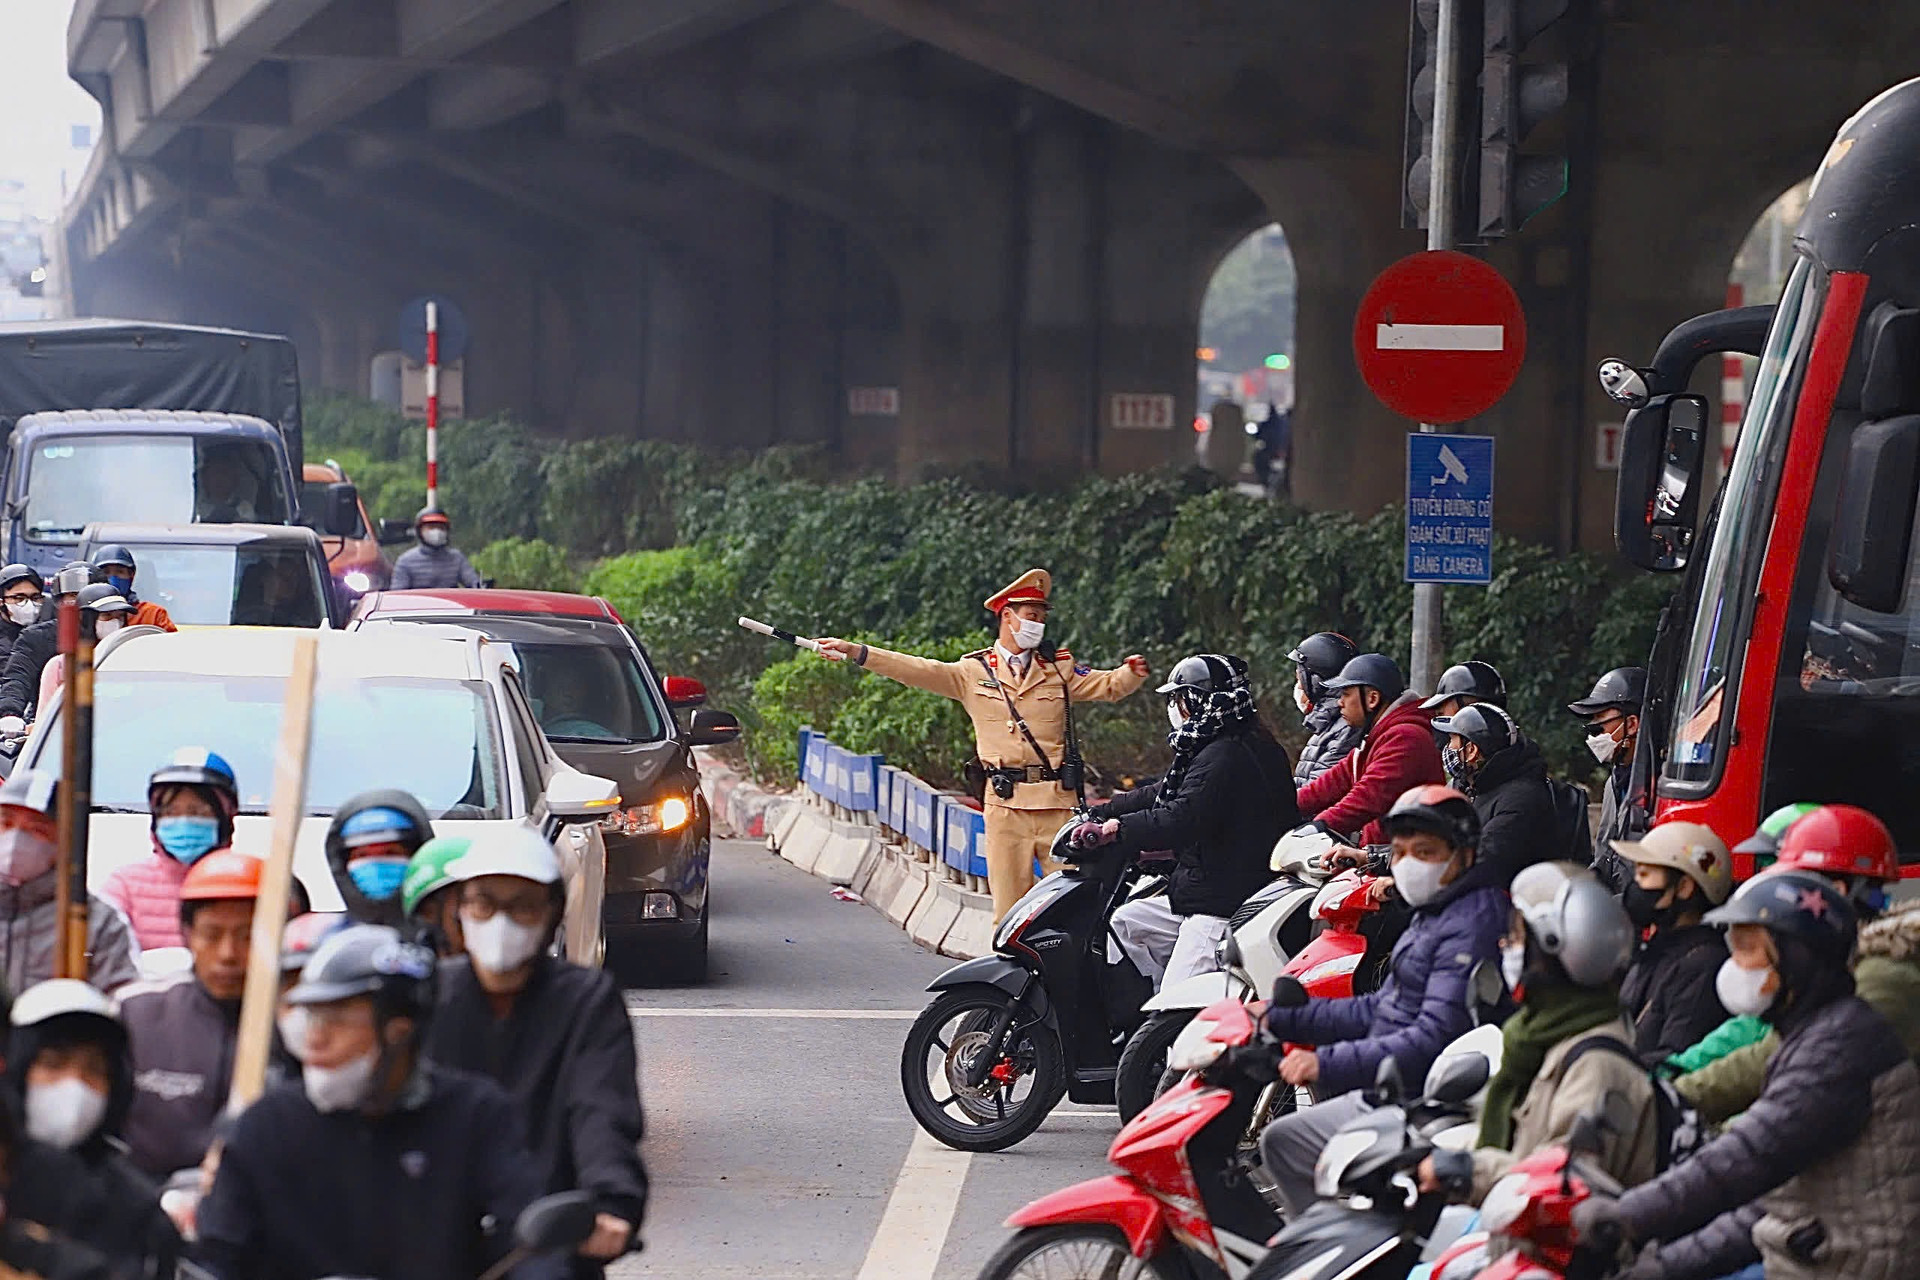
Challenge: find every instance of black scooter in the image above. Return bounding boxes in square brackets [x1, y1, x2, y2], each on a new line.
[900, 814, 1162, 1151]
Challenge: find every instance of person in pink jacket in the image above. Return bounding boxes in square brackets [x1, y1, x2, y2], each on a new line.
[100, 748, 241, 951]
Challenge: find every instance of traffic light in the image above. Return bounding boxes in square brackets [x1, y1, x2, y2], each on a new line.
[1401, 0, 1445, 229]
[1479, 0, 1571, 238]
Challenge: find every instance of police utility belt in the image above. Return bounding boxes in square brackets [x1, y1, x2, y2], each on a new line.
[972, 653, 1083, 802]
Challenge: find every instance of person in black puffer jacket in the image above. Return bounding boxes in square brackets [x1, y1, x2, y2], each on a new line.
[1575, 870, 1920, 1280]
[0, 564, 44, 675]
[1612, 821, 1733, 1062]
[1288, 632, 1361, 787]
[0, 566, 84, 728]
[1430, 703, 1560, 888]
[1079, 654, 1298, 988]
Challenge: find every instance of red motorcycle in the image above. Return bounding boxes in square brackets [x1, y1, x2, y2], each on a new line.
[1454, 1115, 1620, 1280]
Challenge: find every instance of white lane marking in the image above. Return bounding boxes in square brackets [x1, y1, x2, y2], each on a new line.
[856, 1128, 972, 1280]
[1376, 322, 1505, 351]
[626, 1007, 919, 1019]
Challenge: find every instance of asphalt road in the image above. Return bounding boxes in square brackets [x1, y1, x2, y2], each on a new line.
[611, 838, 1116, 1280]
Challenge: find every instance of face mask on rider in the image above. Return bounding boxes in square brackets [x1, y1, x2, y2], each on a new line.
[1586, 731, 1617, 764]
[5, 599, 38, 627]
[1392, 849, 1455, 908]
[1166, 698, 1188, 732]
[93, 617, 123, 639]
[1442, 743, 1480, 791]
[1501, 939, 1528, 993]
[1715, 957, 1778, 1017]
[1294, 682, 1313, 716]
[461, 913, 546, 975]
[25, 1077, 108, 1150]
[420, 526, 450, 549]
[304, 1049, 380, 1113]
[1011, 617, 1044, 651]
[277, 1007, 312, 1062]
[0, 828, 58, 886]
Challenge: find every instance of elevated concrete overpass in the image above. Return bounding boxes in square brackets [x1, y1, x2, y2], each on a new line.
[57, 0, 1920, 549]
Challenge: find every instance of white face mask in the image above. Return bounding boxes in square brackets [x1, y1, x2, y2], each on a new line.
[1501, 940, 1528, 992]
[277, 1008, 312, 1062]
[461, 913, 546, 975]
[421, 527, 449, 548]
[5, 600, 38, 627]
[0, 828, 58, 886]
[1392, 852, 1453, 908]
[1166, 700, 1188, 731]
[1294, 684, 1313, 716]
[1011, 617, 1044, 650]
[304, 1049, 380, 1113]
[25, 1077, 109, 1150]
[1586, 731, 1618, 765]
[94, 617, 123, 639]
[1715, 958, 1777, 1017]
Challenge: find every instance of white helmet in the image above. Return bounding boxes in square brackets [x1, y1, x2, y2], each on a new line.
[1510, 861, 1634, 987]
[443, 825, 561, 887]
[11, 978, 117, 1029]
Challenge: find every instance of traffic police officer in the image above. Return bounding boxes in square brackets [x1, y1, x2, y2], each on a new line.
[817, 569, 1149, 920]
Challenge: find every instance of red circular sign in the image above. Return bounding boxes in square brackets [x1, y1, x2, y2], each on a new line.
[1352, 250, 1527, 424]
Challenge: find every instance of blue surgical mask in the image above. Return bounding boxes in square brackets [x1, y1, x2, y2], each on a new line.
[106, 574, 133, 599]
[348, 857, 409, 901]
[155, 815, 221, 864]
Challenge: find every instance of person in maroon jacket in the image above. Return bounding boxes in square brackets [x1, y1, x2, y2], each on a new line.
[1295, 653, 1446, 845]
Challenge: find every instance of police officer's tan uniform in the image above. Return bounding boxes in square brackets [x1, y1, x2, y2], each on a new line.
[849, 570, 1148, 920]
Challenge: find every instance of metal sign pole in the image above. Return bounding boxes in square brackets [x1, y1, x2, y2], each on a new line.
[425, 300, 440, 511]
[1411, 0, 1460, 696]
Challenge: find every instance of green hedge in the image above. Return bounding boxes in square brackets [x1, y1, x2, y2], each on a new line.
[310, 395, 1670, 789]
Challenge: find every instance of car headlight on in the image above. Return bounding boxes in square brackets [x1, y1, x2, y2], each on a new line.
[341, 570, 372, 593]
[1166, 1014, 1226, 1072]
[601, 795, 693, 836]
[1479, 1171, 1532, 1236]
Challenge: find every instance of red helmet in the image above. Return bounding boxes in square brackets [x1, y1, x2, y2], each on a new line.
[1774, 804, 1898, 882]
[180, 851, 264, 902]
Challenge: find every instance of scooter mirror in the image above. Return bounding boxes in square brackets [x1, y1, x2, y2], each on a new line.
[514, 1191, 599, 1253]
[1219, 934, 1245, 973]
[1372, 1056, 1404, 1105]
[1270, 974, 1309, 1009]
[1467, 959, 1506, 1025]
[1426, 1051, 1491, 1105]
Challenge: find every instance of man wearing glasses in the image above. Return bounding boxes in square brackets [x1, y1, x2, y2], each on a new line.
[423, 827, 647, 1276]
[1567, 666, 1648, 892]
[0, 564, 43, 669]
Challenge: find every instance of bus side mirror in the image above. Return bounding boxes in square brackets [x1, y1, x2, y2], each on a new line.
[1615, 393, 1709, 572]
[1829, 415, 1920, 613]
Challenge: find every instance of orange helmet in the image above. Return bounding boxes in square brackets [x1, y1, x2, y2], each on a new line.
[180, 851, 264, 902]
[1775, 804, 1899, 882]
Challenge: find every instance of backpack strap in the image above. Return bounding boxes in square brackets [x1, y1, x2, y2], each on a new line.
[1559, 1033, 1644, 1076]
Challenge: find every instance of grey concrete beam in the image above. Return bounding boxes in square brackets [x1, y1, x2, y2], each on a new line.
[739, 4, 910, 72]
[275, 0, 399, 59]
[572, 0, 793, 67]
[428, 66, 555, 130]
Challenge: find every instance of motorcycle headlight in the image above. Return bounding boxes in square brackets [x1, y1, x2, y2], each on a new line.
[1312, 1128, 1376, 1200]
[1166, 1014, 1225, 1072]
[993, 892, 1051, 950]
[1479, 1171, 1531, 1235]
[341, 570, 372, 593]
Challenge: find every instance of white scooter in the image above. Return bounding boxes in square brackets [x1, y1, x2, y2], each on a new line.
[1113, 825, 1343, 1119]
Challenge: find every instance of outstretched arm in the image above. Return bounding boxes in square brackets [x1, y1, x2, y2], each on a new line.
[817, 638, 968, 700]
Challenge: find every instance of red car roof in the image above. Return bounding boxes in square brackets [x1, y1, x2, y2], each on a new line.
[357, 589, 619, 621]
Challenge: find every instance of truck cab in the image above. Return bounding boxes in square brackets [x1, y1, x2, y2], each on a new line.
[4, 408, 333, 579]
[1608, 78, 1920, 870]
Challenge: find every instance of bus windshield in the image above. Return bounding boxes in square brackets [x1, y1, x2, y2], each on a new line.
[1666, 258, 1824, 789]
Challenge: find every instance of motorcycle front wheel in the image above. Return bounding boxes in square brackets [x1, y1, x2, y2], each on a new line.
[902, 986, 1065, 1152]
[977, 1225, 1193, 1280]
[1114, 1009, 1193, 1122]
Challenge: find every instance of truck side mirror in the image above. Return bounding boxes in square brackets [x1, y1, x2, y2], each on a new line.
[320, 483, 360, 538]
[1615, 393, 1709, 572]
[376, 518, 414, 546]
[1828, 415, 1920, 613]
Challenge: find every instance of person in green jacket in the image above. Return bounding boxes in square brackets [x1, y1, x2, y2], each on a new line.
[1674, 804, 1920, 1123]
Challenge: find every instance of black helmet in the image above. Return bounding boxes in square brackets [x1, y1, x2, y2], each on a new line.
[149, 747, 241, 844]
[1430, 703, 1518, 756]
[1382, 784, 1481, 849]
[1705, 868, 1857, 966]
[1322, 652, 1406, 699]
[1288, 632, 1358, 682]
[1567, 666, 1647, 718]
[415, 507, 451, 529]
[284, 924, 436, 1023]
[75, 583, 132, 616]
[1419, 660, 1507, 711]
[324, 790, 434, 925]
[0, 564, 39, 596]
[88, 545, 136, 574]
[1156, 653, 1248, 697]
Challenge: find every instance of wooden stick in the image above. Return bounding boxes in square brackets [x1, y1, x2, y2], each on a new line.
[227, 633, 319, 1114]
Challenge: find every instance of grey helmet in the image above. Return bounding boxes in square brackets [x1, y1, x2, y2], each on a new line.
[1510, 861, 1634, 987]
[1430, 703, 1519, 756]
[284, 923, 436, 1022]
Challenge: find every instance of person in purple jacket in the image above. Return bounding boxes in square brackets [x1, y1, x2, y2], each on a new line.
[1255, 785, 1510, 1217]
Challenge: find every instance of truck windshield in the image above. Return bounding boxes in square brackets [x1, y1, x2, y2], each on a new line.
[1666, 258, 1824, 789]
[126, 542, 329, 627]
[23, 436, 291, 540]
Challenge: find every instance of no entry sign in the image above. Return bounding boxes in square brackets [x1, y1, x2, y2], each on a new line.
[1354, 251, 1526, 424]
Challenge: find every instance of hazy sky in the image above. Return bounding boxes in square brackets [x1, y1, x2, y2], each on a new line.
[0, 1, 101, 216]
